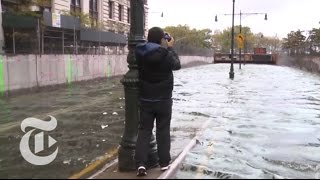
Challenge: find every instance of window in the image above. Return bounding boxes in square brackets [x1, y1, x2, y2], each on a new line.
[89, 0, 98, 27]
[109, 1, 114, 19]
[127, 8, 130, 23]
[70, 0, 81, 14]
[119, 4, 123, 21]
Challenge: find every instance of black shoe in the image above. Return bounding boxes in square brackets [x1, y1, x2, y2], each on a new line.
[137, 166, 147, 176]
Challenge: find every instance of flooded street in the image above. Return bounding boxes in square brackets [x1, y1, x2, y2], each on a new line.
[0, 78, 126, 178]
[0, 63, 320, 179]
[173, 64, 320, 179]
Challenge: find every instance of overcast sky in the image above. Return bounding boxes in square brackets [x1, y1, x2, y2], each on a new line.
[147, 0, 320, 38]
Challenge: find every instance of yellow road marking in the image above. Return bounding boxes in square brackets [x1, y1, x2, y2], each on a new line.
[68, 147, 118, 179]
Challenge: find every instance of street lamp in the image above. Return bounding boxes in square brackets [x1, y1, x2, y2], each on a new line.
[214, 0, 235, 79]
[149, 11, 164, 17]
[215, 11, 267, 70]
[230, 0, 235, 79]
[118, 0, 158, 171]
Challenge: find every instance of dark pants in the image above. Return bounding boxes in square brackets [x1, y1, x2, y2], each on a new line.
[135, 99, 172, 168]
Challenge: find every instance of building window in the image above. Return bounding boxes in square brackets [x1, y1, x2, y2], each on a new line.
[70, 0, 81, 14]
[109, 1, 114, 19]
[89, 0, 98, 27]
[118, 4, 123, 21]
[127, 8, 130, 23]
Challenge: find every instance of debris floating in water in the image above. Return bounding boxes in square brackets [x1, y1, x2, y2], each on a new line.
[103, 112, 108, 115]
[102, 139, 106, 142]
[101, 125, 109, 129]
[96, 144, 100, 148]
[63, 160, 71, 165]
[112, 112, 118, 115]
[120, 106, 123, 109]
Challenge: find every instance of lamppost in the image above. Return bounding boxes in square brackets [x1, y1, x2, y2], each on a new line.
[215, 9, 267, 71]
[118, 0, 158, 171]
[149, 11, 164, 17]
[214, 0, 235, 79]
[230, 0, 235, 79]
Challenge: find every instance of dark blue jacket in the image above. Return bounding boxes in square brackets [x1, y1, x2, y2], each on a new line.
[136, 42, 181, 101]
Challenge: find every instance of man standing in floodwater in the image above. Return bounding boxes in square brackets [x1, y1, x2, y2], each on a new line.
[135, 27, 181, 176]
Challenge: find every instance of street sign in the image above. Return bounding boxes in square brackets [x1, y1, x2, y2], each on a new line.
[236, 34, 244, 49]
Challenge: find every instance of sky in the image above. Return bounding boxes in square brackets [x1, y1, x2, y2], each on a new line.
[147, 0, 320, 39]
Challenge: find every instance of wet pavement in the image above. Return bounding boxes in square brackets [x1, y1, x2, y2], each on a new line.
[173, 64, 320, 179]
[1, 63, 320, 179]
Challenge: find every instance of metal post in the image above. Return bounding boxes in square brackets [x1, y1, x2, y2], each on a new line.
[118, 0, 158, 171]
[230, 0, 235, 79]
[12, 27, 15, 54]
[37, 18, 41, 55]
[239, 11, 242, 69]
[42, 28, 44, 54]
[74, 18, 76, 54]
[99, 29, 101, 55]
[62, 31, 65, 54]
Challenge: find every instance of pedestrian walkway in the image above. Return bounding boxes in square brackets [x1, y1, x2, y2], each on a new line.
[92, 162, 163, 179]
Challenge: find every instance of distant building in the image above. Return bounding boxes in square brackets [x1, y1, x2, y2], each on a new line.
[0, 0, 149, 54]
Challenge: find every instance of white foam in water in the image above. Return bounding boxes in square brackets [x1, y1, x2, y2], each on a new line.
[112, 112, 118, 115]
[101, 125, 108, 129]
[103, 112, 107, 115]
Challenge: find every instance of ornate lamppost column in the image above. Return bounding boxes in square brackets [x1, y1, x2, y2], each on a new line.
[118, 0, 158, 171]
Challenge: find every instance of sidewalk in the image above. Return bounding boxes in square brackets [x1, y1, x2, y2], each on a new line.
[92, 162, 163, 179]
[90, 120, 210, 179]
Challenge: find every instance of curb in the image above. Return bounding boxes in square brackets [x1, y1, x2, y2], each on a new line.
[158, 119, 211, 179]
[84, 118, 212, 179]
[68, 148, 118, 179]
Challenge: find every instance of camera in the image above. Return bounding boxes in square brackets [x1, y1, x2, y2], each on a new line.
[164, 33, 172, 42]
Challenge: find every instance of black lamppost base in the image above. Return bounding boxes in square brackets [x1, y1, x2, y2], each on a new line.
[118, 136, 159, 171]
[118, 146, 136, 171]
[229, 71, 235, 79]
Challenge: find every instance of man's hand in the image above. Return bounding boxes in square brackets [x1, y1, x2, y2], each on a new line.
[167, 37, 175, 47]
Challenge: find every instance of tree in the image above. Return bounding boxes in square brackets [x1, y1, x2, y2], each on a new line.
[282, 30, 306, 55]
[308, 28, 320, 54]
[212, 26, 255, 53]
[212, 26, 282, 54]
[163, 25, 213, 56]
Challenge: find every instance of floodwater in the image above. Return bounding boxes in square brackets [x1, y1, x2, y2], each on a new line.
[0, 78, 126, 178]
[1, 63, 319, 179]
[173, 64, 320, 179]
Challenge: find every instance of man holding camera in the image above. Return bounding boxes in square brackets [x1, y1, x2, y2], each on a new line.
[135, 27, 181, 176]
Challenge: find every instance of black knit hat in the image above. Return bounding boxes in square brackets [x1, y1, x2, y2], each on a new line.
[147, 27, 165, 44]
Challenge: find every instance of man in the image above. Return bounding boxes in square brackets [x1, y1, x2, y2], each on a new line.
[135, 27, 181, 176]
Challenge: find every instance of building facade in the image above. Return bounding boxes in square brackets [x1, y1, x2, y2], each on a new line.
[0, 0, 149, 54]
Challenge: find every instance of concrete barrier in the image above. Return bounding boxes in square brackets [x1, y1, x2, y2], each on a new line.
[296, 56, 320, 74]
[0, 54, 213, 94]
